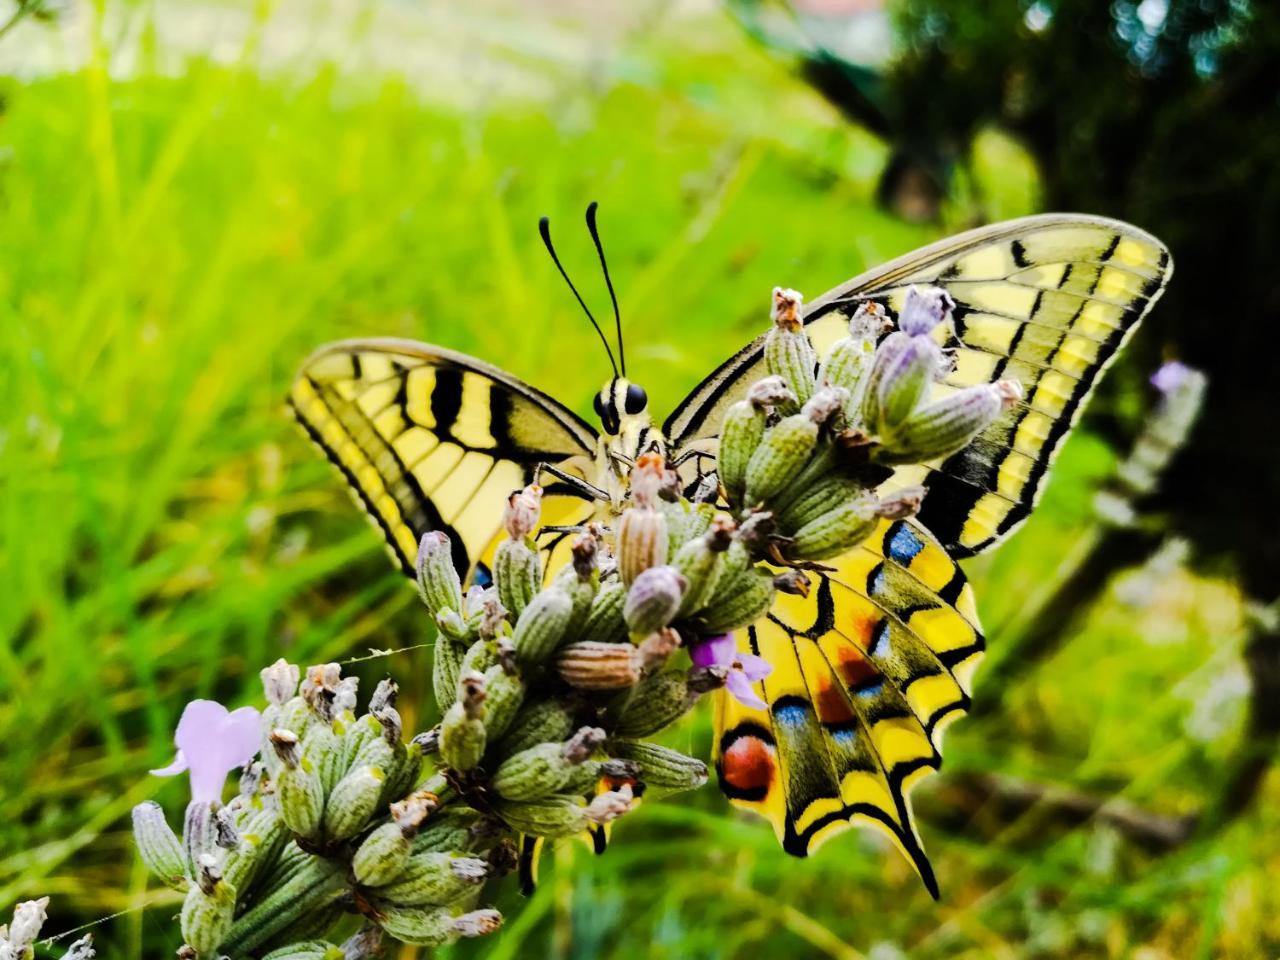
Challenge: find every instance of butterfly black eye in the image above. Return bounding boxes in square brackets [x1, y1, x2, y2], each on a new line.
[624, 383, 648, 415]
[593, 393, 607, 418]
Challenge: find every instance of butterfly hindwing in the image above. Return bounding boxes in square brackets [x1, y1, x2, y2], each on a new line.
[289, 338, 600, 581]
[665, 214, 1172, 557]
[713, 519, 982, 896]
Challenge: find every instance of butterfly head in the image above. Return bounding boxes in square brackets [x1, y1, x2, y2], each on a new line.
[593, 377, 648, 437]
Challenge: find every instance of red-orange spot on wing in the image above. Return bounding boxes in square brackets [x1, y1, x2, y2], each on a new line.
[814, 679, 855, 724]
[835, 644, 879, 689]
[722, 737, 776, 793]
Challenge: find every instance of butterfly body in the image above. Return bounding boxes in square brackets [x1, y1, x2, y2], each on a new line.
[291, 214, 1171, 893]
[590, 376, 665, 511]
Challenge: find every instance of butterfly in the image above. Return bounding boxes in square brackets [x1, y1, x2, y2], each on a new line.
[289, 206, 1170, 896]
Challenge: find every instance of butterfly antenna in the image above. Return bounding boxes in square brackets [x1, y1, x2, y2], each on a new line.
[539, 215, 618, 378]
[585, 200, 625, 376]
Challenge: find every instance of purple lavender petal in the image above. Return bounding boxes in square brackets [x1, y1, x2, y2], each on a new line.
[690, 633, 736, 669]
[150, 749, 189, 778]
[736, 652, 773, 683]
[166, 699, 263, 803]
[725, 671, 768, 711]
[1150, 360, 1192, 395]
[216, 706, 264, 770]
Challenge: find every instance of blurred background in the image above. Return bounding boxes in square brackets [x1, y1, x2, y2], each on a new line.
[1, 0, 1278, 956]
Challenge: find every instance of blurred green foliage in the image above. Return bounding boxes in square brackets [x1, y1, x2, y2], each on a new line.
[0, 2, 1275, 958]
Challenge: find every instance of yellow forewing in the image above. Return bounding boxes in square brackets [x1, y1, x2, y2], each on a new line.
[290, 338, 599, 582]
[665, 214, 1172, 557]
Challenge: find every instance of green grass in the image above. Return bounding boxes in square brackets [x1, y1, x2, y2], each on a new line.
[0, 1, 1276, 957]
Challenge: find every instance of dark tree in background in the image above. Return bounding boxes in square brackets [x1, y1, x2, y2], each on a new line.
[730, 0, 1280, 828]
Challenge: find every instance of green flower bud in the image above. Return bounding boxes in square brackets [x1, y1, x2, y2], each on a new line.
[718, 377, 794, 505]
[260, 943, 344, 960]
[492, 700, 577, 761]
[616, 506, 668, 586]
[511, 586, 575, 666]
[719, 400, 766, 506]
[219, 860, 346, 958]
[490, 728, 606, 801]
[353, 791, 438, 887]
[411, 809, 487, 856]
[865, 332, 941, 434]
[433, 633, 466, 712]
[612, 671, 699, 738]
[494, 538, 540, 621]
[180, 859, 237, 956]
[264, 903, 344, 950]
[608, 740, 708, 793]
[557, 641, 641, 690]
[374, 852, 490, 906]
[353, 827, 411, 888]
[323, 765, 385, 840]
[377, 905, 501, 948]
[481, 664, 525, 742]
[661, 499, 717, 558]
[182, 800, 218, 880]
[877, 380, 1020, 465]
[223, 805, 288, 896]
[302, 718, 343, 796]
[817, 303, 884, 424]
[743, 414, 819, 507]
[671, 516, 734, 617]
[460, 637, 498, 678]
[763, 287, 816, 411]
[554, 546, 598, 624]
[132, 801, 187, 891]
[623, 565, 686, 634]
[271, 730, 325, 839]
[786, 498, 880, 561]
[440, 674, 487, 772]
[698, 567, 776, 633]
[415, 532, 464, 621]
[775, 475, 866, 532]
[492, 794, 591, 838]
[340, 713, 382, 772]
[579, 578, 629, 644]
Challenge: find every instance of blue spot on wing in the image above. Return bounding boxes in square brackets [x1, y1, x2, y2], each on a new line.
[471, 562, 494, 588]
[886, 522, 924, 566]
[773, 702, 811, 728]
[856, 682, 884, 700]
[869, 619, 891, 658]
[867, 562, 888, 597]
[830, 725, 860, 745]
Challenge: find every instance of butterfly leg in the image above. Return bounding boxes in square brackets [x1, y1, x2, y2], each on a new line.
[533, 462, 609, 502]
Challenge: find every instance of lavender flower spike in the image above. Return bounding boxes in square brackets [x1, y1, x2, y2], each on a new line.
[151, 700, 262, 804]
[690, 633, 772, 710]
